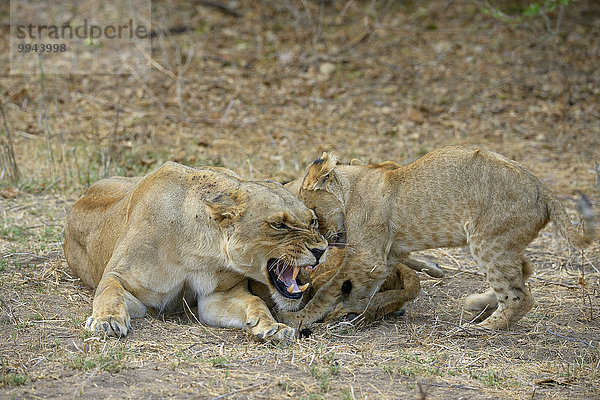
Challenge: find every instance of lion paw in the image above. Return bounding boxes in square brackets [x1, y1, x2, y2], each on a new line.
[85, 314, 131, 337]
[250, 320, 297, 343]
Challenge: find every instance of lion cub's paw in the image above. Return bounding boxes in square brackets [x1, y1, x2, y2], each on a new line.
[85, 313, 131, 337]
[247, 316, 296, 343]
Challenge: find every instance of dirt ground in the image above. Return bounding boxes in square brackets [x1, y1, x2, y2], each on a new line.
[1, 1, 599, 399]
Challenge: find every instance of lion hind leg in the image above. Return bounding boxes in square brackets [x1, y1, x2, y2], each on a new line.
[464, 257, 534, 323]
[471, 249, 535, 329]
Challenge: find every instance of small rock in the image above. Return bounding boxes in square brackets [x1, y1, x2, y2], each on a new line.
[319, 62, 336, 76]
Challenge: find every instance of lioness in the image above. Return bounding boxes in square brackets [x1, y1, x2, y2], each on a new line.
[277, 146, 596, 329]
[64, 162, 328, 342]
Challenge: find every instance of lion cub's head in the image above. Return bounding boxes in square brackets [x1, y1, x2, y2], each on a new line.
[299, 152, 347, 247]
[206, 180, 328, 311]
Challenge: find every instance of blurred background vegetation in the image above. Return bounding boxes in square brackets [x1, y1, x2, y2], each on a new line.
[1, 0, 598, 197]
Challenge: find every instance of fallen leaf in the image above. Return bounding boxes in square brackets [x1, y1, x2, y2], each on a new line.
[0, 186, 19, 199]
[535, 377, 573, 386]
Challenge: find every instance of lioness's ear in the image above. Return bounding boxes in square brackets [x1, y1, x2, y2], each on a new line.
[302, 152, 338, 191]
[350, 158, 365, 166]
[205, 192, 247, 226]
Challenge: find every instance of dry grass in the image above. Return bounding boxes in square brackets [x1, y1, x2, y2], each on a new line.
[1, 0, 599, 398]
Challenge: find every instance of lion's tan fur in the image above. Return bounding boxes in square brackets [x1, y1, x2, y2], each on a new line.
[257, 176, 429, 322]
[305, 247, 421, 321]
[64, 162, 327, 341]
[250, 247, 421, 321]
[278, 146, 595, 329]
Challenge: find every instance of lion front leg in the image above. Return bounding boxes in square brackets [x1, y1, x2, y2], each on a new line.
[197, 281, 296, 343]
[86, 273, 147, 337]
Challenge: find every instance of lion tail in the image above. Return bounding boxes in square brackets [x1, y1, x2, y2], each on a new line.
[548, 193, 596, 249]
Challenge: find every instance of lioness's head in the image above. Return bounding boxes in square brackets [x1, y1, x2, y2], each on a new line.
[299, 152, 346, 247]
[206, 180, 328, 311]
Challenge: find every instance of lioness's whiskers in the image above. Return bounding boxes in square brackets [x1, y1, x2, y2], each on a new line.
[268, 254, 286, 271]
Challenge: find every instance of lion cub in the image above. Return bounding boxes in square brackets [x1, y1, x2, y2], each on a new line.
[304, 247, 421, 321]
[251, 246, 421, 322]
[278, 146, 595, 329]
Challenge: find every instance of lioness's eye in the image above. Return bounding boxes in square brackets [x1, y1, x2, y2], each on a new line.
[270, 222, 290, 230]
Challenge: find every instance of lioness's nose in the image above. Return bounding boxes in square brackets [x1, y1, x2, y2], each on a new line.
[310, 247, 325, 264]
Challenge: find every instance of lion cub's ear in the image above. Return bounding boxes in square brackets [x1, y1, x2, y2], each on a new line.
[302, 152, 338, 191]
[350, 158, 365, 166]
[205, 192, 247, 226]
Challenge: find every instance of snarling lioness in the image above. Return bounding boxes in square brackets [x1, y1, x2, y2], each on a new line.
[277, 146, 596, 329]
[64, 162, 328, 342]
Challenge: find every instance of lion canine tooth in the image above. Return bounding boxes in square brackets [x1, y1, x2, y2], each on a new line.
[292, 266, 299, 280]
[299, 283, 310, 292]
[287, 282, 302, 294]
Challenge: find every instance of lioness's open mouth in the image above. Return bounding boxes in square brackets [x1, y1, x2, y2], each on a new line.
[267, 259, 311, 299]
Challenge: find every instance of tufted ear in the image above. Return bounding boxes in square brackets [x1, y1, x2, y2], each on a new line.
[205, 191, 247, 226]
[301, 152, 338, 191]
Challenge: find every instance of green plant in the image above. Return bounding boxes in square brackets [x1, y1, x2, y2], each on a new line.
[302, 393, 323, 400]
[309, 361, 340, 393]
[382, 362, 395, 376]
[68, 314, 86, 328]
[476, 370, 500, 387]
[481, 0, 574, 23]
[1, 373, 28, 386]
[206, 356, 231, 368]
[67, 344, 131, 373]
[339, 390, 354, 400]
[480, 0, 575, 35]
[0, 225, 30, 242]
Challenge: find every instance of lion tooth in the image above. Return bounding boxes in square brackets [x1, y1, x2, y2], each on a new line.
[299, 283, 310, 292]
[287, 282, 302, 294]
[292, 266, 300, 280]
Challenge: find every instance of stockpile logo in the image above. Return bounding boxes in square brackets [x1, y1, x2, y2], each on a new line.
[10, 0, 151, 75]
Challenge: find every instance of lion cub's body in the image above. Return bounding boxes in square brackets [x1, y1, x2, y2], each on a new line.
[65, 162, 327, 341]
[279, 146, 595, 329]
